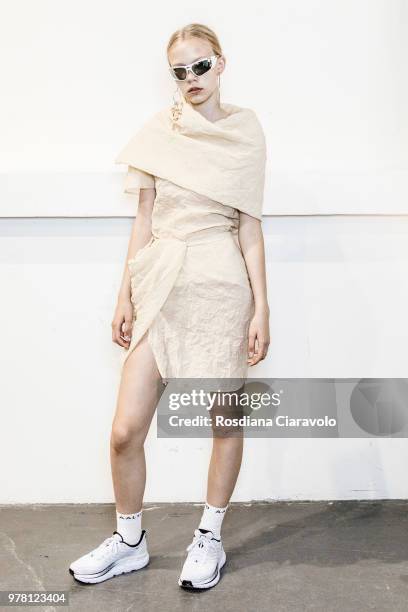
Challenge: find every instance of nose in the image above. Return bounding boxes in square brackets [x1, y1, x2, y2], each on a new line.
[185, 76, 198, 88]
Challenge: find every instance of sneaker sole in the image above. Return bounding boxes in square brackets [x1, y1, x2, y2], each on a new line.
[69, 553, 150, 584]
[178, 550, 226, 590]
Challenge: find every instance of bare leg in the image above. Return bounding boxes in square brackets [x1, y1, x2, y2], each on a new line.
[206, 386, 245, 508]
[110, 331, 165, 514]
[206, 437, 243, 508]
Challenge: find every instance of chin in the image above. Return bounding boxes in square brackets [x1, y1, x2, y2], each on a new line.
[187, 91, 206, 103]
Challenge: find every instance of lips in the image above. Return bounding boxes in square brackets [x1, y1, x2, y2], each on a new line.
[188, 87, 202, 93]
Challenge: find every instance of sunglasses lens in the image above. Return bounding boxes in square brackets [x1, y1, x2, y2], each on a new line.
[173, 67, 187, 80]
[192, 59, 212, 76]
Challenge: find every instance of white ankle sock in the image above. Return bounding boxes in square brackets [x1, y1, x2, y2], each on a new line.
[198, 501, 228, 539]
[116, 510, 142, 545]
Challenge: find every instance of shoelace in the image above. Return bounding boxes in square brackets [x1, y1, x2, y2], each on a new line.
[91, 534, 123, 560]
[186, 530, 218, 563]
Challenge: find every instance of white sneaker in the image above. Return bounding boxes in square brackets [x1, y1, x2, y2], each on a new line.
[178, 528, 226, 589]
[69, 530, 149, 584]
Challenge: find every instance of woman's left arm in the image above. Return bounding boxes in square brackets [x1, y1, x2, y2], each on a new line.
[238, 212, 270, 366]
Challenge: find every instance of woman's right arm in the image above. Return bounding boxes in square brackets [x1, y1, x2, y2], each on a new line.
[111, 187, 156, 349]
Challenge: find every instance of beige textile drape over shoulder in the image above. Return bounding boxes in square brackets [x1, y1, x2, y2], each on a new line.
[115, 98, 267, 220]
[122, 165, 156, 194]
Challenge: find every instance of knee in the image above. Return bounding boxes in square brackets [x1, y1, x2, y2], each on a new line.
[211, 424, 244, 439]
[110, 423, 143, 454]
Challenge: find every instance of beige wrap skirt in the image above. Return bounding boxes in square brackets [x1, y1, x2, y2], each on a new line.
[122, 166, 255, 389]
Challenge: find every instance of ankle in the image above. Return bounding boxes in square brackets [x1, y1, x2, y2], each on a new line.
[198, 501, 228, 540]
[116, 509, 143, 545]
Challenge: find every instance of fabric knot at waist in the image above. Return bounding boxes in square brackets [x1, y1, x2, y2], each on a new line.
[151, 225, 234, 247]
[125, 224, 238, 369]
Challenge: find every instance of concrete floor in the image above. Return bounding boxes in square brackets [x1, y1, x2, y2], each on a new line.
[0, 501, 407, 612]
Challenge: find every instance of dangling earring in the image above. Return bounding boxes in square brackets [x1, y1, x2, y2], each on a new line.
[171, 86, 184, 129]
[217, 74, 221, 106]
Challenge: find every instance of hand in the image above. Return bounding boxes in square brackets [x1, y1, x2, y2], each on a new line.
[247, 308, 270, 366]
[111, 298, 134, 349]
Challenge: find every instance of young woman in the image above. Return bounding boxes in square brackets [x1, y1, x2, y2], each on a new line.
[69, 23, 270, 590]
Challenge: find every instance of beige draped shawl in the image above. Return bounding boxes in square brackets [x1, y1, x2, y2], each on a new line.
[114, 98, 267, 220]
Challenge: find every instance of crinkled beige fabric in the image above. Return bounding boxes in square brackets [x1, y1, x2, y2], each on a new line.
[123, 165, 155, 193]
[122, 168, 254, 390]
[115, 99, 266, 221]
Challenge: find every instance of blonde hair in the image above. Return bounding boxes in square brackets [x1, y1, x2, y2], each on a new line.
[167, 23, 223, 59]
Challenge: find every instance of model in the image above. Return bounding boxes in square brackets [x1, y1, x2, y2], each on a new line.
[69, 22, 270, 590]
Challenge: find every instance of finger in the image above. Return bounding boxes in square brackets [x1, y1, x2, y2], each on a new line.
[259, 342, 270, 361]
[257, 340, 268, 357]
[247, 333, 256, 359]
[249, 353, 263, 366]
[251, 352, 264, 365]
[112, 321, 130, 348]
[247, 335, 259, 361]
[248, 339, 269, 365]
[115, 332, 130, 348]
[258, 340, 268, 361]
[121, 319, 133, 342]
[263, 340, 270, 358]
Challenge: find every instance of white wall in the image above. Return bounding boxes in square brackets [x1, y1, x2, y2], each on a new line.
[1, 0, 407, 215]
[1, 1, 407, 503]
[1, 216, 408, 503]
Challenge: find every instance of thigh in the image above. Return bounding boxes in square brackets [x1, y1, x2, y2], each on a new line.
[113, 330, 166, 437]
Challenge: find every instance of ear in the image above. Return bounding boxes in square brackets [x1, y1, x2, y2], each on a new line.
[217, 55, 226, 75]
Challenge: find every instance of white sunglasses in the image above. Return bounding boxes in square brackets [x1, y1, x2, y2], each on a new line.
[168, 55, 219, 81]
